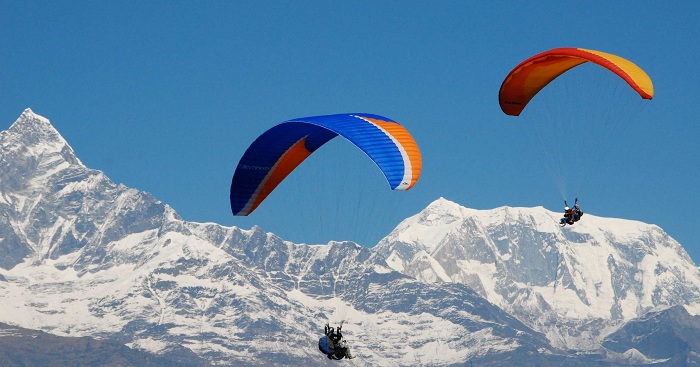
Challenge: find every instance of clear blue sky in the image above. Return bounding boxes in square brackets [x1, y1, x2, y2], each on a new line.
[2, 2, 698, 260]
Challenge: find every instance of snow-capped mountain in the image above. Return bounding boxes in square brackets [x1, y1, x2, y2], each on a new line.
[374, 198, 700, 350]
[1, 109, 699, 366]
[0, 109, 567, 366]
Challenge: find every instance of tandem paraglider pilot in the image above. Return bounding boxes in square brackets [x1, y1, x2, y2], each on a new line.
[319, 323, 355, 360]
[560, 199, 583, 226]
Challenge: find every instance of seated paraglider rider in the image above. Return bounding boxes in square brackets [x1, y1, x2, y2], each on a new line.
[573, 204, 583, 222]
[319, 323, 355, 360]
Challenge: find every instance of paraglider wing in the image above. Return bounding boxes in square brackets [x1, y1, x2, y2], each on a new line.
[499, 47, 654, 116]
[230, 113, 422, 216]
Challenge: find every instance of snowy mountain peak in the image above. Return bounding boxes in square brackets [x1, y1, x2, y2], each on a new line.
[10, 108, 64, 142]
[17, 108, 49, 124]
[2, 108, 82, 168]
[0, 110, 126, 269]
[417, 198, 560, 228]
[423, 196, 472, 216]
[376, 199, 700, 349]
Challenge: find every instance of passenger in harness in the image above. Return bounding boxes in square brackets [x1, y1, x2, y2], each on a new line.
[560, 198, 583, 226]
[319, 323, 355, 360]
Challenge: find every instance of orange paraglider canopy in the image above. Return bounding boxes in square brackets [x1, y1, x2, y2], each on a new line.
[499, 47, 654, 116]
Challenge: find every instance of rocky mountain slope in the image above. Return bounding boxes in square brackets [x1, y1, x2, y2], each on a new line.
[0, 323, 210, 367]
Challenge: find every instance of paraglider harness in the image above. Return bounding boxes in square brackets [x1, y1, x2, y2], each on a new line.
[561, 198, 583, 226]
[319, 322, 349, 360]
